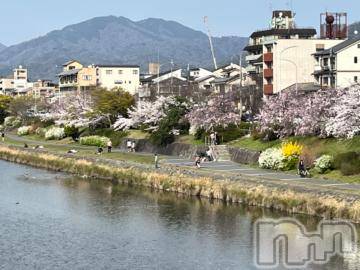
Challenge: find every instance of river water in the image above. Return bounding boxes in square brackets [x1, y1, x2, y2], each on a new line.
[0, 160, 359, 270]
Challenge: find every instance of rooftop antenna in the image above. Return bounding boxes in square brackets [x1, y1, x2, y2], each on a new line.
[203, 16, 218, 70]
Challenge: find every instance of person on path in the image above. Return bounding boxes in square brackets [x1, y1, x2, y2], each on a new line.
[126, 139, 132, 152]
[1, 132, 5, 142]
[131, 141, 136, 152]
[298, 159, 308, 178]
[107, 140, 113, 153]
[97, 147, 103, 155]
[195, 156, 201, 168]
[154, 154, 159, 169]
[210, 132, 215, 146]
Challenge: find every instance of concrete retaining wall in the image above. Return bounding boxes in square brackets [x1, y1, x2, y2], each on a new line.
[228, 147, 260, 165]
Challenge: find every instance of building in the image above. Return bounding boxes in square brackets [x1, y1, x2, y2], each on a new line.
[0, 77, 14, 95]
[94, 64, 140, 94]
[58, 60, 97, 93]
[13, 65, 30, 95]
[58, 61, 140, 94]
[313, 37, 360, 88]
[30, 80, 58, 99]
[244, 10, 345, 95]
[189, 67, 213, 79]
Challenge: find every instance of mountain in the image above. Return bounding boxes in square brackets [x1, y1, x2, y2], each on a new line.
[349, 21, 360, 38]
[0, 16, 248, 81]
[0, 43, 6, 52]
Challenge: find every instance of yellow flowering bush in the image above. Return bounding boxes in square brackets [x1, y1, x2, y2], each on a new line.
[281, 141, 303, 158]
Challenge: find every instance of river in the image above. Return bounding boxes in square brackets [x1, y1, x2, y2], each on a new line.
[0, 160, 359, 270]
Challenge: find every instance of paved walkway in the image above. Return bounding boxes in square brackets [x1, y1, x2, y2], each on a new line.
[162, 157, 360, 195]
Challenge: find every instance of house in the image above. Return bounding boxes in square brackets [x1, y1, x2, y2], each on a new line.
[30, 80, 58, 99]
[0, 77, 14, 95]
[189, 67, 213, 79]
[58, 60, 96, 92]
[58, 61, 140, 94]
[313, 37, 360, 88]
[13, 65, 31, 95]
[244, 10, 344, 95]
[94, 64, 140, 94]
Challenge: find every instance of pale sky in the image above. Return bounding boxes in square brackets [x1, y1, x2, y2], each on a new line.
[1, 0, 359, 46]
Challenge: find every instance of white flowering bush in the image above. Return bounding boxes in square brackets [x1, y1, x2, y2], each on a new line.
[45, 127, 65, 140]
[4, 116, 21, 128]
[258, 148, 287, 170]
[17, 126, 32, 136]
[314, 155, 333, 174]
[79, 136, 110, 147]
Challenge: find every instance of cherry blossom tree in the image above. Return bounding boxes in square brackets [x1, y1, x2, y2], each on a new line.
[42, 93, 96, 127]
[185, 91, 242, 131]
[257, 87, 359, 139]
[113, 96, 179, 131]
[325, 86, 360, 138]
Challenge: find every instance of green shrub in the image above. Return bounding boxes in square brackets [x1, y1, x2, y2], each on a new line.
[314, 155, 334, 174]
[150, 129, 175, 147]
[45, 127, 65, 140]
[90, 128, 128, 147]
[64, 125, 80, 141]
[79, 136, 110, 147]
[214, 123, 250, 143]
[334, 152, 360, 176]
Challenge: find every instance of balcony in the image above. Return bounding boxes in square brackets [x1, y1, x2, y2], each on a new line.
[263, 52, 273, 62]
[264, 68, 273, 78]
[245, 65, 257, 73]
[245, 54, 261, 62]
[264, 84, 273, 95]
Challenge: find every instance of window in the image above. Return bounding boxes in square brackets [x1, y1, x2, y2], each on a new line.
[118, 70, 123, 75]
[82, 75, 92, 81]
[358, 44, 360, 49]
[129, 81, 131, 84]
[106, 70, 113, 75]
[355, 76, 358, 83]
[133, 70, 138, 75]
[355, 57, 358, 64]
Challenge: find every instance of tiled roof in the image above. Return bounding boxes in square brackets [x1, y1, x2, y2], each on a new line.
[314, 37, 360, 55]
[250, 28, 316, 38]
[58, 69, 81, 77]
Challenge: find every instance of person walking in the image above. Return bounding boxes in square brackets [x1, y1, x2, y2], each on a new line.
[107, 140, 113, 153]
[131, 141, 136, 152]
[126, 139, 132, 152]
[195, 156, 201, 168]
[1, 132, 5, 142]
[298, 159, 308, 178]
[154, 154, 159, 169]
[210, 132, 215, 146]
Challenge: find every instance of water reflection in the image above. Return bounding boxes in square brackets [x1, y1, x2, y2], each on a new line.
[0, 160, 359, 270]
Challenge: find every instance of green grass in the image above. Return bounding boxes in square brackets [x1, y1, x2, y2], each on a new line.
[126, 130, 150, 140]
[228, 137, 281, 151]
[311, 170, 360, 183]
[2, 135, 154, 164]
[227, 136, 360, 154]
[175, 135, 204, 146]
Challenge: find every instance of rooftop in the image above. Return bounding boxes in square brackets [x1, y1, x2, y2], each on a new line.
[314, 37, 360, 55]
[95, 64, 140, 68]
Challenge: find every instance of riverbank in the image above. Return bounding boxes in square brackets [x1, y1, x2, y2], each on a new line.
[1, 144, 360, 222]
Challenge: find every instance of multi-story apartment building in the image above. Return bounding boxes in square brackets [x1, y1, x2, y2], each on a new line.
[13, 65, 30, 94]
[58, 61, 140, 94]
[95, 65, 140, 95]
[313, 38, 360, 88]
[30, 80, 59, 99]
[244, 10, 344, 95]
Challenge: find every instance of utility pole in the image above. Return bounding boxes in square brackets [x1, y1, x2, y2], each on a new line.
[204, 16, 218, 70]
[239, 52, 243, 120]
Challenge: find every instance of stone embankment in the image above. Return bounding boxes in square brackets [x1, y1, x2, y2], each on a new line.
[0, 145, 359, 222]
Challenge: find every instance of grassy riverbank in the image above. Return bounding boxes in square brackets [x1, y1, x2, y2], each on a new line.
[0, 145, 359, 223]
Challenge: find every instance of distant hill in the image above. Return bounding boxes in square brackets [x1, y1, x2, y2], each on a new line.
[349, 21, 360, 38]
[0, 43, 6, 52]
[0, 16, 248, 81]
